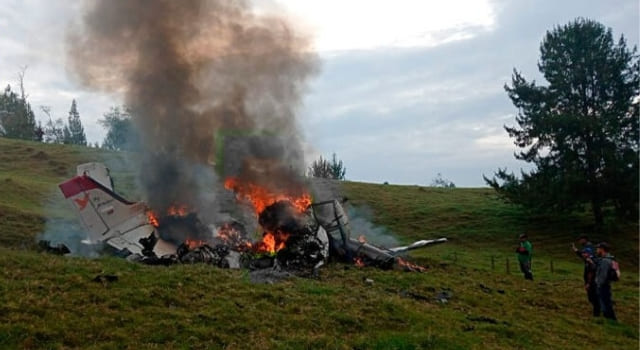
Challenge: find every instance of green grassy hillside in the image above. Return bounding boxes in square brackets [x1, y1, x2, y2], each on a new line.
[0, 137, 638, 349]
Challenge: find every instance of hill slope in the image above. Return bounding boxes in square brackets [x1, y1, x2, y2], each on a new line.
[0, 137, 638, 349]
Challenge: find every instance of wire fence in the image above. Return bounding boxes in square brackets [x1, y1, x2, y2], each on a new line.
[438, 250, 574, 277]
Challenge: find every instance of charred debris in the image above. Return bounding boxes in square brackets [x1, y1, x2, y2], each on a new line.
[133, 198, 446, 276]
[54, 163, 446, 278]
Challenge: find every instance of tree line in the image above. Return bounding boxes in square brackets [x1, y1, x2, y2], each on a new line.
[0, 74, 86, 146]
[307, 153, 346, 180]
[0, 70, 137, 150]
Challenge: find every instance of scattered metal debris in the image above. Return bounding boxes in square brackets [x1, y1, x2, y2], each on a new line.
[38, 240, 70, 255]
[478, 283, 492, 293]
[92, 274, 118, 284]
[399, 290, 430, 302]
[466, 316, 498, 324]
[435, 289, 454, 304]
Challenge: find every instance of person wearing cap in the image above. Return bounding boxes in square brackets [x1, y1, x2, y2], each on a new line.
[515, 233, 533, 280]
[593, 242, 618, 321]
[571, 235, 599, 316]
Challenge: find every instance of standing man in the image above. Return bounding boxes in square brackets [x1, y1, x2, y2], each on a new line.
[516, 233, 533, 280]
[593, 242, 619, 321]
[571, 235, 599, 316]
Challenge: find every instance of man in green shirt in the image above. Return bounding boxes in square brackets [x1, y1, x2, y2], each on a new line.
[516, 233, 533, 280]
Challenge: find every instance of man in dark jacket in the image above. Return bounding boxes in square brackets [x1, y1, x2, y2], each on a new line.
[593, 242, 618, 321]
[571, 235, 598, 316]
[582, 242, 619, 321]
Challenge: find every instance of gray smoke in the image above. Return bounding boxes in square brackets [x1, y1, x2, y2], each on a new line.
[309, 178, 399, 247]
[67, 0, 317, 215]
[347, 206, 399, 248]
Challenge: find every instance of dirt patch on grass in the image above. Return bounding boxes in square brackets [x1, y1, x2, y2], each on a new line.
[47, 160, 69, 176]
[31, 151, 49, 160]
[54, 166, 69, 176]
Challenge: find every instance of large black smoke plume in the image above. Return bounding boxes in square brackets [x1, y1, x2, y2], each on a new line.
[67, 0, 317, 214]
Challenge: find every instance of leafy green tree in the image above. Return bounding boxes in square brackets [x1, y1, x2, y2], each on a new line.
[431, 173, 455, 188]
[41, 106, 68, 144]
[485, 18, 639, 225]
[308, 153, 346, 180]
[65, 99, 87, 145]
[99, 106, 139, 151]
[0, 85, 37, 140]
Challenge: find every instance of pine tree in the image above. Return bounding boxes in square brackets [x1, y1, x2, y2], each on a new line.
[329, 153, 346, 180]
[308, 153, 347, 180]
[307, 155, 332, 179]
[62, 125, 72, 144]
[66, 99, 87, 145]
[485, 18, 639, 225]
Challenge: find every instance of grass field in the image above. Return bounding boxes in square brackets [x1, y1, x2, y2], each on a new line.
[0, 137, 638, 349]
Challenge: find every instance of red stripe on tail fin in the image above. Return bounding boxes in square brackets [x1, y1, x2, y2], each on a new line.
[59, 176, 100, 199]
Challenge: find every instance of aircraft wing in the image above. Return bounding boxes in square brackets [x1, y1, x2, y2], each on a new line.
[387, 238, 448, 255]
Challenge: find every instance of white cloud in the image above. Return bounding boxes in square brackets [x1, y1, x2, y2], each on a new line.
[0, 2, 119, 144]
[475, 133, 513, 150]
[262, 0, 496, 51]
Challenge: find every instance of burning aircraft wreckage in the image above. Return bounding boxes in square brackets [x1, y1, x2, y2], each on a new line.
[53, 0, 446, 278]
[56, 163, 446, 276]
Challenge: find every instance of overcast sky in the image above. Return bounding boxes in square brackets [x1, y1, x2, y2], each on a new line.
[1, 0, 638, 186]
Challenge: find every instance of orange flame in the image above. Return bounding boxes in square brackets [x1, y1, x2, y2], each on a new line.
[146, 204, 190, 228]
[262, 232, 276, 253]
[147, 211, 160, 227]
[167, 204, 189, 217]
[354, 256, 365, 268]
[224, 177, 311, 214]
[184, 239, 206, 249]
[224, 177, 311, 255]
[255, 231, 289, 254]
[396, 257, 428, 272]
[358, 235, 367, 243]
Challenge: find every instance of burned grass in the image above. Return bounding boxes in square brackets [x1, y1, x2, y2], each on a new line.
[0, 137, 638, 349]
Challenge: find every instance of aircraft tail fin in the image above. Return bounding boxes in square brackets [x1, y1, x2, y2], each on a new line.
[58, 171, 175, 256]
